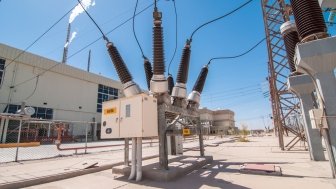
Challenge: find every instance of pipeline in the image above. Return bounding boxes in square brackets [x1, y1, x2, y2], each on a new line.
[55, 140, 158, 152]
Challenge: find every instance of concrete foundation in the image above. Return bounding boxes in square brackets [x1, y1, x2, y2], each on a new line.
[288, 74, 325, 161]
[295, 36, 336, 174]
[112, 155, 213, 181]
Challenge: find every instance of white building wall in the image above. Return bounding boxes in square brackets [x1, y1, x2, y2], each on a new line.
[0, 43, 123, 135]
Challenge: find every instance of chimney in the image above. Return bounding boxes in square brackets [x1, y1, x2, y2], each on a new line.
[62, 23, 71, 64]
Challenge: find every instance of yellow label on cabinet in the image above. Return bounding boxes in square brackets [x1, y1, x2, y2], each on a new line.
[183, 128, 191, 136]
[104, 107, 117, 115]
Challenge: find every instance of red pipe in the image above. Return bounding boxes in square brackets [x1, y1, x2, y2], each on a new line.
[56, 141, 157, 151]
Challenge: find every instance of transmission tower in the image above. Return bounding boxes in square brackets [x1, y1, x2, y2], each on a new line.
[261, 0, 304, 150]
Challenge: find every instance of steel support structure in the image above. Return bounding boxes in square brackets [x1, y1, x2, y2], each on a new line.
[261, 0, 304, 150]
[157, 104, 205, 170]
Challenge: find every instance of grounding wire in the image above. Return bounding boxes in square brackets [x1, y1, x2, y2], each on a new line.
[207, 38, 266, 65]
[3, 4, 77, 70]
[77, 0, 109, 42]
[189, 0, 253, 41]
[68, 1, 156, 60]
[167, 0, 178, 75]
[133, 0, 146, 59]
[13, 2, 156, 88]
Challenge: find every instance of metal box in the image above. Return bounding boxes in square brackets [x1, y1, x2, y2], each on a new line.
[101, 93, 158, 139]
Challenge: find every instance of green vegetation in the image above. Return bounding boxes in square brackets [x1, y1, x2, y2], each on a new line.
[238, 124, 250, 142]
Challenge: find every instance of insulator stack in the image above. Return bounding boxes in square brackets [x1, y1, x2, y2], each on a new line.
[167, 74, 174, 95]
[153, 12, 165, 75]
[290, 0, 327, 41]
[280, 21, 300, 74]
[176, 42, 191, 84]
[193, 66, 208, 94]
[144, 59, 153, 90]
[106, 42, 133, 84]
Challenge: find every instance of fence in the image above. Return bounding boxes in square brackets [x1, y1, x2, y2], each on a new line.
[0, 114, 158, 165]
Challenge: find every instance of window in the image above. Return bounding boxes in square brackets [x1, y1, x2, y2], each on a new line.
[4, 104, 53, 119]
[97, 84, 119, 112]
[0, 59, 5, 85]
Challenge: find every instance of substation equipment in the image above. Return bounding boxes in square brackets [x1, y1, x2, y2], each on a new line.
[263, 0, 336, 178]
[100, 3, 207, 181]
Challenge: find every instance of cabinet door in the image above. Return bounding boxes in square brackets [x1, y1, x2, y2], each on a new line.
[119, 96, 142, 137]
[101, 100, 120, 139]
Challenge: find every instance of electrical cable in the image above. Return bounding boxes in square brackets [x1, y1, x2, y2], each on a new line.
[207, 38, 265, 65]
[189, 0, 253, 41]
[132, 0, 146, 59]
[24, 76, 40, 101]
[0, 3, 78, 90]
[167, 0, 178, 75]
[13, 1, 156, 89]
[68, 1, 156, 60]
[77, 0, 109, 42]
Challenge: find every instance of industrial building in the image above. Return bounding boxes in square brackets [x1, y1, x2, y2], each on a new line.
[199, 107, 237, 135]
[0, 43, 123, 142]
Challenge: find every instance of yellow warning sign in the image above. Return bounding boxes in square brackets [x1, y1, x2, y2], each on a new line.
[183, 128, 191, 136]
[104, 107, 117, 115]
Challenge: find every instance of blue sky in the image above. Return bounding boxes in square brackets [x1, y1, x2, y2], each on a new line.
[0, 0, 333, 129]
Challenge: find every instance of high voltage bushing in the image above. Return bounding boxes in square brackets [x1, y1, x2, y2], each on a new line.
[176, 41, 191, 84]
[106, 42, 141, 97]
[150, 8, 168, 94]
[188, 65, 208, 105]
[144, 58, 153, 90]
[280, 21, 301, 74]
[107, 42, 132, 83]
[167, 74, 174, 95]
[290, 0, 328, 42]
[172, 41, 191, 99]
[193, 65, 208, 94]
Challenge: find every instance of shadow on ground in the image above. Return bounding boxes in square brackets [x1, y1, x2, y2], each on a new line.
[113, 160, 295, 189]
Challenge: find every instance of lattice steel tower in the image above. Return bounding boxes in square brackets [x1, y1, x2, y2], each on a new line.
[261, 0, 304, 150]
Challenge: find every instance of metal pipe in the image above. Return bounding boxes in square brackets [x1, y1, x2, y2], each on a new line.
[15, 118, 23, 162]
[85, 124, 88, 154]
[124, 138, 129, 166]
[55, 140, 157, 151]
[136, 137, 142, 181]
[128, 138, 137, 180]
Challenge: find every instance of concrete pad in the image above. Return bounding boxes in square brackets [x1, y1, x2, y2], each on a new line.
[112, 155, 213, 181]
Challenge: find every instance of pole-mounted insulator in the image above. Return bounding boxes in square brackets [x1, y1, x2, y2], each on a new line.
[167, 74, 174, 95]
[107, 42, 140, 97]
[192, 65, 208, 94]
[290, 0, 328, 42]
[187, 65, 208, 106]
[176, 40, 191, 84]
[171, 40, 191, 99]
[144, 58, 153, 90]
[153, 10, 165, 75]
[150, 7, 168, 94]
[280, 21, 301, 74]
